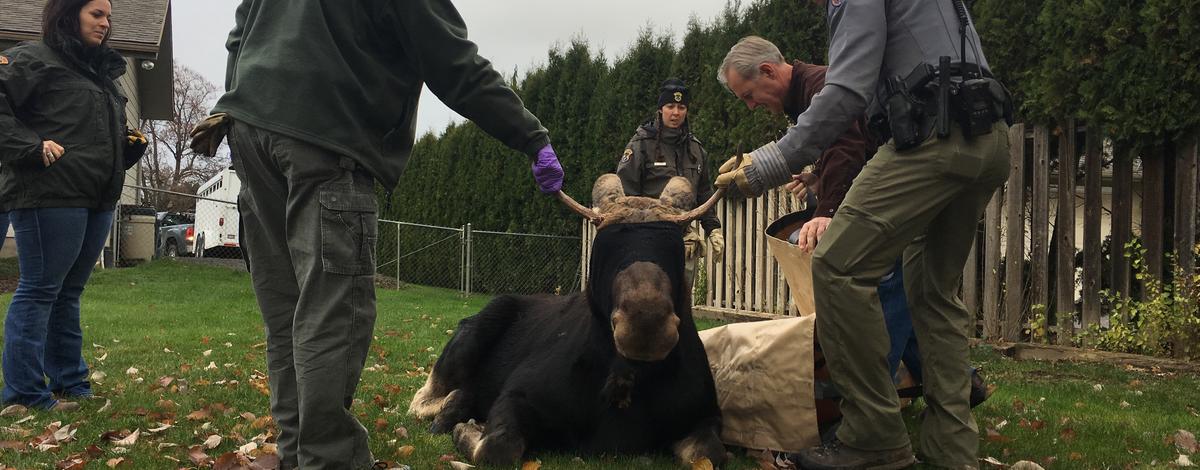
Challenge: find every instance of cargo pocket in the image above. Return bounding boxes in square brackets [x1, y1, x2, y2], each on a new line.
[811, 208, 889, 274]
[319, 189, 378, 276]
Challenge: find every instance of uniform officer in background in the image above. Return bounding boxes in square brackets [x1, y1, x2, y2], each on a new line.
[617, 78, 724, 291]
[190, 1, 564, 468]
[715, 1, 1011, 468]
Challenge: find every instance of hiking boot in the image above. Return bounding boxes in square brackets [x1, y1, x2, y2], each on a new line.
[791, 438, 916, 470]
[50, 400, 80, 412]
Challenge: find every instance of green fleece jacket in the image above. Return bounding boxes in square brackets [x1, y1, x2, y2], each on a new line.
[213, 0, 550, 189]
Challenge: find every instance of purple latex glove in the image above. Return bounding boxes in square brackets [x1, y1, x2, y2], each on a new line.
[531, 144, 564, 194]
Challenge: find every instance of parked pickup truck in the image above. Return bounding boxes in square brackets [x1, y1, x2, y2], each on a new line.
[156, 212, 196, 257]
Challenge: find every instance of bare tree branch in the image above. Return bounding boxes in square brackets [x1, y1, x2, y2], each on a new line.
[139, 64, 228, 211]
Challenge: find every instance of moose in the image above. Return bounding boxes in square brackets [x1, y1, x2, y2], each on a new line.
[409, 174, 726, 467]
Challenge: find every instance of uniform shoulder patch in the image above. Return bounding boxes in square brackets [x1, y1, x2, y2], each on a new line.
[0, 56, 9, 65]
[620, 148, 633, 164]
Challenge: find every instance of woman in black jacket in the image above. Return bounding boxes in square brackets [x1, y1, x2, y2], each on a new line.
[0, 0, 146, 411]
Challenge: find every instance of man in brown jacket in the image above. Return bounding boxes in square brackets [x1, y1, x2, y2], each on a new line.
[719, 36, 873, 251]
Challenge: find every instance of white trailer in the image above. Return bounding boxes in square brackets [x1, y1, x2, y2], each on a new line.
[194, 168, 241, 257]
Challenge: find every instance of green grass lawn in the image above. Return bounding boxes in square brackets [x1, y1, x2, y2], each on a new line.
[0, 260, 1196, 469]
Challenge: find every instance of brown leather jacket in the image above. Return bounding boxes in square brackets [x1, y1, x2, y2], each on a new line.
[782, 61, 874, 218]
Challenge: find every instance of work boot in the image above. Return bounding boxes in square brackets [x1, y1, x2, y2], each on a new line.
[792, 438, 916, 470]
[50, 401, 80, 412]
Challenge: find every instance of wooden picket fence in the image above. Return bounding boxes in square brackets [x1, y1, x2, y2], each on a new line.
[580, 124, 1200, 342]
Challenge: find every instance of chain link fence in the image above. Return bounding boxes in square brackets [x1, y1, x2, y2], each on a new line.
[123, 184, 581, 295]
[374, 221, 582, 295]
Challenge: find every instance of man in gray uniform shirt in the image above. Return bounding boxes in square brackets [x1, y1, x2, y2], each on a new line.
[716, 1, 1011, 468]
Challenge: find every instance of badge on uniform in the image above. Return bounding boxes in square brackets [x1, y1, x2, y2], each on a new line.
[620, 148, 633, 164]
[0, 56, 9, 66]
[673, 91, 683, 103]
[653, 161, 667, 167]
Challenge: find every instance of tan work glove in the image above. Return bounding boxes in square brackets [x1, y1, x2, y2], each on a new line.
[707, 228, 725, 259]
[683, 228, 704, 260]
[714, 154, 756, 198]
[714, 142, 794, 198]
[189, 113, 231, 157]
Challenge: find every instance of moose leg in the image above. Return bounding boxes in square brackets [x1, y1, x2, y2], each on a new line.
[429, 389, 474, 434]
[454, 393, 529, 465]
[672, 421, 726, 468]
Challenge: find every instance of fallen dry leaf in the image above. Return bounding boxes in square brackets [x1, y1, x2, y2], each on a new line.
[188, 445, 212, 466]
[1060, 428, 1077, 442]
[374, 418, 388, 431]
[212, 451, 243, 470]
[98, 399, 112, 413]
[54, 457, 85, 470]
[187, 408, 212, 421]
[114, 429, 140, 446]
[0, 405, 27, 417]
[1176, 430, 1198, 454]
[52, 423, 78, 443]
[106, 457, 129, 467]
[395, 426, 409, 440]
[250, 453, 280, 470]
[1009, 461, 1045, 470]
[448, 462, 475, 470]
[691, 458, 715, 470]
[521, 460, 542, 470]
[1178, 454, 1194, 467]
[203, 434, 222, 449]
[397, 445, 415, 458]
[125, 367, 138, 376]
[985, 428, 1011, 443]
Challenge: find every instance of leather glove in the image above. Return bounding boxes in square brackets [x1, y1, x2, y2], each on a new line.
[532, 143, 564, 194]
[683, 228, 704, 260]
[707, 228, 725, 259]
[189, 113, 231, 157]
[123, 127, 149, 169]
[126, 127, 148, 146]
[713, 141, 793, 198]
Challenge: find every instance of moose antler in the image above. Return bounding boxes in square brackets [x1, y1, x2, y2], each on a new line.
[556, 190, 604, 226]
[664, 188, 725, 225]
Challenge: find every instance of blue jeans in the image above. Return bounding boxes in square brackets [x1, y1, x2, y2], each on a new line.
[2, 208, 113, 408]
[879, 259, 922, 382]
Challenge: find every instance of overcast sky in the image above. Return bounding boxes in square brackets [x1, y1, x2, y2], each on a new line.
[172, 0, 736, 136]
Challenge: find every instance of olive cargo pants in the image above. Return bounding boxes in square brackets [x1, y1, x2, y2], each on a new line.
[229, 122, 378, 470]
[811, 122, 1010, 467]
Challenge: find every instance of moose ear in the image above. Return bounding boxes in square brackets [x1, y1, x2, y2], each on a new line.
[592, 174, 625, 211]
[658, 176, 694, 211]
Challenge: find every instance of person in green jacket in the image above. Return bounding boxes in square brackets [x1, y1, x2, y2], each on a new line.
[190, 1, 565, 469]
[0, 0, 147, 412]
[616, 78, 724, 291]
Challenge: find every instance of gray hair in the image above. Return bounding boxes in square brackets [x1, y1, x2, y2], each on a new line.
[716, 36, 786, 91]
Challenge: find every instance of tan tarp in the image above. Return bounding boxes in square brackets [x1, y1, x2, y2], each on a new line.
[698, 213, 820, 453]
